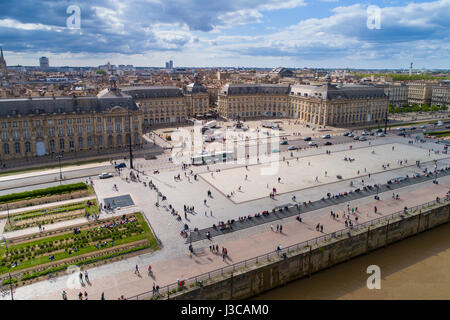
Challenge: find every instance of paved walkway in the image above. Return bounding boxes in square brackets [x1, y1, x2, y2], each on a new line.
[4, 175, 449, 300]
[0, 161, 111, 182]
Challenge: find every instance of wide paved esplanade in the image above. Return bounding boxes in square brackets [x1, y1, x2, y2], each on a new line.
[218, 83, 388, 126]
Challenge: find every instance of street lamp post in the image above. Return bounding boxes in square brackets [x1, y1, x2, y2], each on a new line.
[128, 110, 134, 170]
[384, 110, 388, 134]
[56, 154, 63, 184]
[6, 202, 10, 226]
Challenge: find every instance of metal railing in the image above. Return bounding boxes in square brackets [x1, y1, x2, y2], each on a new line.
[127, 197, 445, 300]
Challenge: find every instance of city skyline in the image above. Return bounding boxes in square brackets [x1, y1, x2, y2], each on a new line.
[0, 0, 449, 69]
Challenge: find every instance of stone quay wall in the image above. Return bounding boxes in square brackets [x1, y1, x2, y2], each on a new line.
[167, 201, 450, 300]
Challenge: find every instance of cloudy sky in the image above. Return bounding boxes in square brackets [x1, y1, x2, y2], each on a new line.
[0, 0, 449, 68]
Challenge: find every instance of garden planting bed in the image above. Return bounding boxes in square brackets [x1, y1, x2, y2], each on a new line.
[0, 183, 93, 211]
[3, 200, 99, 232]
[0, 212, 158, 287]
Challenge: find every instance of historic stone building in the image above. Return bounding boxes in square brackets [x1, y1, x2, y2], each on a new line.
[218, 84, 290, 119]
[431, 82, 449, 108]
[184, 74, 209, 117]
[121, 76, 210, 131]
[121, 86, 186, 131]
[407, 82, 433, 106]
[376, 83, 408, 107]
[218, 83, 388, 126]
[289, 84, 388, 126]
[0, 77, 142, 162]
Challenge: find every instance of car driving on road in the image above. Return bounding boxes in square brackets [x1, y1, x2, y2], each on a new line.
[99, 172, 113, 179]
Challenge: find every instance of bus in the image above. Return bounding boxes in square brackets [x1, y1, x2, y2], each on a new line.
[191, 151, 234, 165]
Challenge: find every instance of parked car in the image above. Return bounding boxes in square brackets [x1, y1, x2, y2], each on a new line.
[322, 134, 331, 139]
[99, 172, 113, 179]
[343, 132, 351, 136]
[308, 141, 317, 146]
[375, 128, 383, 133]
[280, 140, 288, 145]
[359, 137, 367, 141]
[336, 174, 342, 179]
[361, 131, 370, 136]
[419, 125, 427, 129]
[324, 141, 333, 145]
[272, 149, 280, 153]
[410, 127, 416, 130]
[377, 133, 386, 137]
[353, 136, 360, 140]
[288, 145, 298, 150]
[348, 133, 354, 137]
[303, 136, 312, 141]
[114, 162, 126, 169]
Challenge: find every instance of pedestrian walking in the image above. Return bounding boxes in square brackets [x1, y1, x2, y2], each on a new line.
[84, 270, 89, 282]
[276, 224, 279, 232]
[135, 264, 139, 275]
[84, 291, 88, 300]
[101, 292, 105, 300]
[78, 292, 83, 300]
[62, 290, 67, 300]
[280, 225, 283, 233]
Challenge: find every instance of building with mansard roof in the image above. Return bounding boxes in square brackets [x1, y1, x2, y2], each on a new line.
[218, 82, 388, 126]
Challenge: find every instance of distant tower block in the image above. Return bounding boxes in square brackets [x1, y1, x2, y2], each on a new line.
[409, 62, 413, 76]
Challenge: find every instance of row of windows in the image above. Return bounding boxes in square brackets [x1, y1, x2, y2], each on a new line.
[2, 133, 141, 155]
[1, 115, 139, 129]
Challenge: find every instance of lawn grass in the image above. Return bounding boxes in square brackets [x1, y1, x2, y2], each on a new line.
[0, 212, 158, 276]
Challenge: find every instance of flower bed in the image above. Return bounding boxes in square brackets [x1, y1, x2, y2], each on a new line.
[4, 200, 99, 232]
[0, 212, 158, 282]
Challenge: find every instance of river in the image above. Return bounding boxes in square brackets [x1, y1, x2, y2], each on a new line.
[255, 223, 450, 300]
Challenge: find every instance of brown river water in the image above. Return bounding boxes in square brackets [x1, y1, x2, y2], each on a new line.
[255, 223, 450, 300]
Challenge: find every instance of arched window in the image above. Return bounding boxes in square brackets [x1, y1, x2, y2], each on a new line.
[87, 136, 92, 147]
[59, 138, 65, 150]
[25, 141, 31, 153]
[117, 135, 122, 145]
[78, 137, 83, 148]
[50, 140, 55, 152]
[14, 142, 20, 154]
[98, 136, 103, 147]
[3, 143, 9, 155]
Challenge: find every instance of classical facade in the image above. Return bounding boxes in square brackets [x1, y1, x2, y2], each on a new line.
[218, 84, 290, 119]
[121, 77, 210, 131]
[184, 74, 209, 117]
[218, 83, 388, 126]
[431, 83, 449, 107]
[407, 82, 433, 106]
[376, 83, 408, 107]
[121, 86, 186, 131]
[289, 84, 388, 126]
[0, 80, 142, 162]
